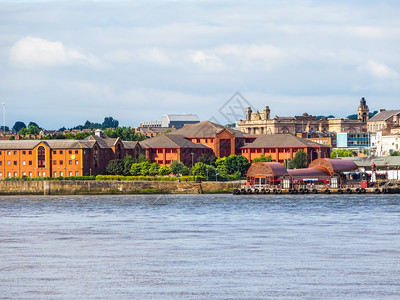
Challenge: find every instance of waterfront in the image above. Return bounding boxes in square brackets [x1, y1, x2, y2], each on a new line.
[1, 194, 399, 299]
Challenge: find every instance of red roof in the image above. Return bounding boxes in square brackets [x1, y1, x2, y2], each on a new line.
[246, 162, 288, 179]
[308, 158, 358, 175]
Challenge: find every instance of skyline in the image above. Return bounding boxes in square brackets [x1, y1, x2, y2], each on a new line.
[1, 0, 399, 129]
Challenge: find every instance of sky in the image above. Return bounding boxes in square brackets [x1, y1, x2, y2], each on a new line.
[0, 0, 399, 129]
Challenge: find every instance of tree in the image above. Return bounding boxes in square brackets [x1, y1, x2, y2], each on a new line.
[170, 161, 187, 175]
[149, 162, 160, 176]
[225, 155, 250, 176]
[130, 163, 142, 176]
[102, 117, 119, 129]
[198, 154, 217, 166]
[330, 149, 355, 158]
[106, 159, 124, 175]
[192, 162, 208, 177]
[291, 150, 308, 169]
[12, 121, 26, 133]
[159, 165, 172, 175]
[28, 122, 40, 129]
[136, 153, 149, 163]
[27, 124, 39, 136]
[390, 151, 400, 156]
[123, 155, 134, 175]
[253, 154, 272, 163]
[139, 161, 151, 176]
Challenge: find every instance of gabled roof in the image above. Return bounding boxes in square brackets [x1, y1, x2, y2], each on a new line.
[44, 140, 92, 149]
[123, 141, 140, 149]
[85, 135, 118, 148]
[369, 110, 400, 122]
[0, 140, 42, 150]
[169, 120, 248, 138]
[241, 134, 326, 148]
[140, 134, 211, 149]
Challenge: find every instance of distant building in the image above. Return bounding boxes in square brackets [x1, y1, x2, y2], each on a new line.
[337, 133, 371, 148]
[161, 114, 200, 129]
[367, 109, 400, 133]
[237, 98, 368, 135]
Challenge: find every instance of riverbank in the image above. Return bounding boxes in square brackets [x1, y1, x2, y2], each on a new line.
[0, 180, 241, 195]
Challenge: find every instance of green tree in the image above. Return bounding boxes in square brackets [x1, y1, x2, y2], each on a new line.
[12, 121, 26, 133]
[192, 162, 208, 177]
[102, 117, 119, 129]
[198, 154, 217, 166]
[159, 165, 172, 175]
[215, 157, 227, 169]
[27, 124, 39, 136]
[106, 159, 124, 175]
[253, 154, 272, 163]
[130, 163, 142, 176]
[123, 155, 134, 175]
[136, 153, 149, 163]
[149, 162, 160, 176]
[139, 161, 151, 176]
[330, 149, 355, 158]
[390, 150, 400, 156]
[291, 149, 308, 169]
[170, 161, 186, 175]
[225, 155, 250, 176]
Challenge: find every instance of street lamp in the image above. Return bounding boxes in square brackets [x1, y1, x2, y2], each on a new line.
[191, 152, 194, 181]
[2, 102, 5, 134]
[215, 169, 218, 182]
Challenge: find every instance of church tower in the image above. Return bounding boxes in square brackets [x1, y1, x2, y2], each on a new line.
[357, 97, 369, 122]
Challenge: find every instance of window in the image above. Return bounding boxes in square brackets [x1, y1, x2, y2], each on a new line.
[0, 172, 2, 178]
[43, 172, 45, 177]
[23, 172, 26, 176]
[7, 172, 11, 178]
[13, 151, 17, 155]
[53, 150, 57, 154]
[60, 160, 63, 165]
[38, 172, 41, 177]
[69, 160, 72, 165]
[69, 150, 72, 154]
[14, 172, 17, 177]
[75, 171, 79, 176]
[7, 151, 11, 155]
[172, 149, 177, 153]
[75, 160, 79, 165]
[166, 160, 171, 164]
[22, 151, 26, 155]
[196, 139, 201, 143]
[0, 161, 1, 166]
[69, 171, 72, 177]
[60, 171, 63, 177]
[7, 161, 11, 166]
[29, 172, 32, 177]
[38, 146, 45, 168]
[75, 150, 78, 154]
[29, 151, 32, 155]
[0, 151, 2, 155]
[166, 149, 171, 153]
[60, 151, 63, 154]
[22, 161, 26, 166]
[53, 172, 57, 177]
[53, 160, 57, 165]
[13, 161, 17, 165]
[29, 161, 32, 165]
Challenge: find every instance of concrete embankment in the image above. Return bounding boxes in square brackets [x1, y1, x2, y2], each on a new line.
[0, 180, 241, 195]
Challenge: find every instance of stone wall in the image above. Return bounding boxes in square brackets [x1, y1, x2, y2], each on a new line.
[0, 180, 241, 195]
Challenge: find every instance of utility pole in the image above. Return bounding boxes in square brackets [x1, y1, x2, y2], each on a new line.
[2, 102, 5, 134]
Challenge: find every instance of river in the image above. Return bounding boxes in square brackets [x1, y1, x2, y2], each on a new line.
[1, 194, 399, 299]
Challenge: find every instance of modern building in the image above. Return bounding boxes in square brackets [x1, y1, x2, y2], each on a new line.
[336, 133, 371, 148]
[161, 114, 200, 129]
[237, 98, 369, 135]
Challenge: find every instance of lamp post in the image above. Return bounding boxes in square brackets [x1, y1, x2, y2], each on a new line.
[215, 169, 218, 182]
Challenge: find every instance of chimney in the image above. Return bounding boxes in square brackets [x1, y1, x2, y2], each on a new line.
[95, 129, 103, 137]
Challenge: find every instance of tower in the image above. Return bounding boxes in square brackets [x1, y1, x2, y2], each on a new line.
[357, 97, 369, 123]
[246, 107, 252, 121]
[264, 106, 270, 120]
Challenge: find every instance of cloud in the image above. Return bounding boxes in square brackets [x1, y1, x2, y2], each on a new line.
[362, 60, 399, 79]
[190, 50, 225, 71]
[9, 36, 101, 68]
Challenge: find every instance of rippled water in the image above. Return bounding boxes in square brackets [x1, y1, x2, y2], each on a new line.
[1, 194, 399, 299]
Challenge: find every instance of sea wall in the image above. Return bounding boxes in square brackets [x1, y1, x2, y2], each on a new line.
[0, 180, 241, 195]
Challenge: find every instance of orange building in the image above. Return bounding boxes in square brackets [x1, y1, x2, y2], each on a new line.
[0, 133, 143, 179]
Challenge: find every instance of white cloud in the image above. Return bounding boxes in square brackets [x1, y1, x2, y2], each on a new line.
[9, 36, 101, 68]
[362, 60, 399, 79]
[190, 50, 225, 71]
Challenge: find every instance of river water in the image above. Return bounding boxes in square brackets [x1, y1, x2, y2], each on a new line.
[1, 194, 399, 299]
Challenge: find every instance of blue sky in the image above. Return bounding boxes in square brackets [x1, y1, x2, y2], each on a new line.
[1, 0, 399, 129]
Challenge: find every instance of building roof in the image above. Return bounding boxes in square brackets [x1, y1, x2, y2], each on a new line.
[308, 158, 358, 175]
[169, 120, 248, 138]
[122, 141, 140, 149]
[140, 134, 211, 149]
[85, 135, 119, 148]
[246, 162, 288, 179]
[369, 110, 400, 122]
[343, 156, 400, 168]
[44, 140, 92, 149]
[241, 134, 327, 148]
[0, 140, 42, 150]
[162, 114, 200, 122]
[0, 139, 95, 150]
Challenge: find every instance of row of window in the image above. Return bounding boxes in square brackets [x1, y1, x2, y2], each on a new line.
[0, 160, 79, 166]
[156, 149, 178, 154]
[53, 150, 79, 155]
[0, 150, 33, 155]
[0, 171, 80, 178]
